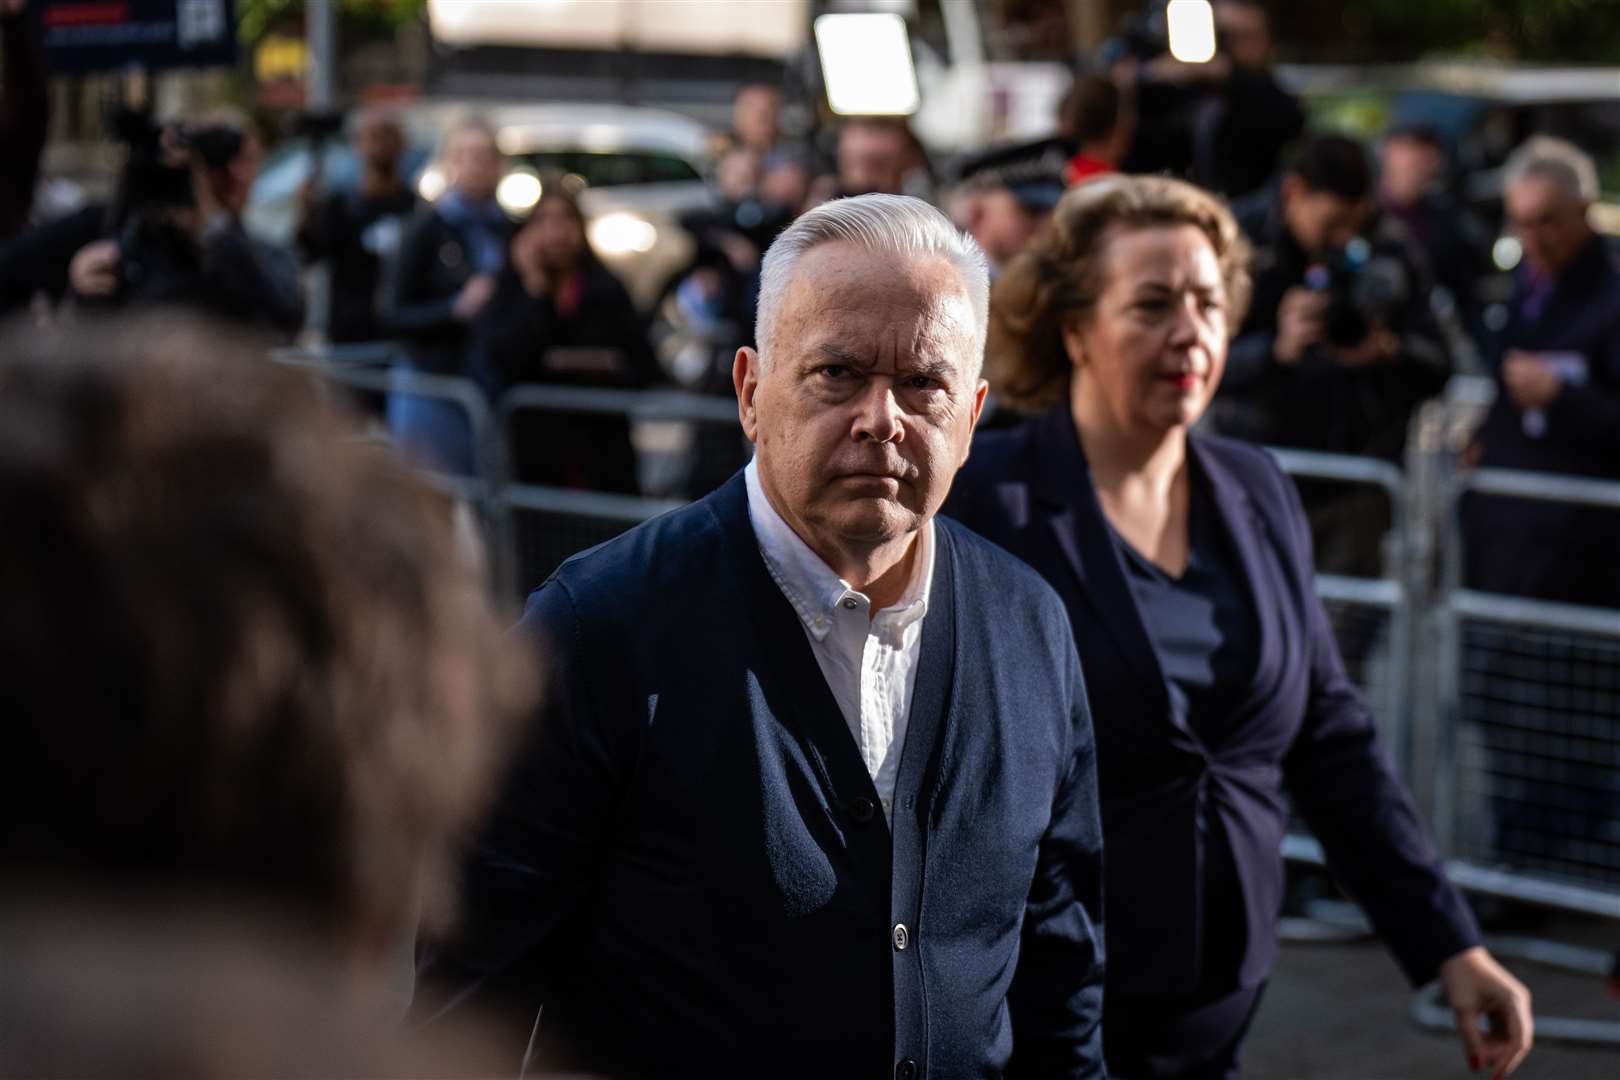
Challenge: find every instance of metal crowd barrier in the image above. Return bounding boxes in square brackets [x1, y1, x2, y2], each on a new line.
[268, 345, 515, 597]
[1434, 467, 1620, 920]
[498, 382, 746, 597]
[1420, 464, 1620, 1048]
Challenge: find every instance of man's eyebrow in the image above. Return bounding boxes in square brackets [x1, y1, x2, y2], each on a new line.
[906, 356, 958, 380]
[814, 343, 868, 366]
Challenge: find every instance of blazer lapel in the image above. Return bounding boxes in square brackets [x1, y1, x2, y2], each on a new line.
[1030, 406, 1171, 703]
[1190, 436, 1284, 694]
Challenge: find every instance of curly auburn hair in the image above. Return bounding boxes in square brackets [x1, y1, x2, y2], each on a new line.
[986, 174, 1252, 414]
[0, 316, 534, 945]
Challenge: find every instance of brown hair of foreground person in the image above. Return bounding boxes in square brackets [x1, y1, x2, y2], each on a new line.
[0, 317, 534, 952]
[988, 174, 1253, 414]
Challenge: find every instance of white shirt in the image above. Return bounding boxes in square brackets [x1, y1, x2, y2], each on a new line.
[745, 459, 935, 820]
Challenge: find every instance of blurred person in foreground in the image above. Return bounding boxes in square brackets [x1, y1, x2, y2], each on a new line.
[0, 109, 304, 337]
[0, 316, 534, 1077]
[383, 116, 512, 474]
[1464, 135, 1620, 608]
[954, 138, 1069, 277]
[945, 174, 1532, 1080]
[1378, 124, 1493, 356]
[475, 189, 657, 493]
[416, 194, 1106, 1078]
[1219, 133, 1450, 575]
[297, 107, 417, 344]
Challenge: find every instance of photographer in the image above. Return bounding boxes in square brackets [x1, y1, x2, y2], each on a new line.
[1115, 0, 1304, 200]
[63, 110, 303, 336]
[1218, 134, 1450, 573]
[296, 108, 415, 344]
[1465, 136, 1620, 608]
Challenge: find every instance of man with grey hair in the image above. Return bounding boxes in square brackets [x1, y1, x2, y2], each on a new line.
[1465, 135, 1620, 608]
[416, 194, 1106, 1078]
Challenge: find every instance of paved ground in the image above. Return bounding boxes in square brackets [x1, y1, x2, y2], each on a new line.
[1244, 912, 1618, 1079]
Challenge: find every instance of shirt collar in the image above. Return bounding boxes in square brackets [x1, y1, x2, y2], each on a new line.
[745, 458, 933, 642]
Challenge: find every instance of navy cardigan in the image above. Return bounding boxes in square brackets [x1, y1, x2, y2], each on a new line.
[417, 472, 1106, 1079]
[945, 406, 1479, 999]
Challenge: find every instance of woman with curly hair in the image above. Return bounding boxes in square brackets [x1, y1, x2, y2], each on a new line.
[945, 175, 1532, 1080]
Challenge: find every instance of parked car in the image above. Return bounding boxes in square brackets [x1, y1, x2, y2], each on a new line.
[245, 100, 718, 311]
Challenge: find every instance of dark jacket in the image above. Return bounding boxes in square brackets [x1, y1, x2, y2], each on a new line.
[0, 203, 103, 317]
[1466, 236, 1620, 606]
[1220, 188, 1451, 460]
[415, 472, 1107, 1079]
[944, 407, 1479, 1000]
[297, 185, 416, 343]
[0, 204, 304, 336]
[382, 206, 514, 374]
[1382, 191, 1494, 351]
[474, 261, 658, 492]
[1189, 68, 1306, 200]
[1, 8, 49, 242]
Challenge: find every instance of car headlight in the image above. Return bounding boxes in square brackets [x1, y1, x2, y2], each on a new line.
[417, 166, 447, 203]
[497, 171, 542, 215]
[589, 212, 659, 256]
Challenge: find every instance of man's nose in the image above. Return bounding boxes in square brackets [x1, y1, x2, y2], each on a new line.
[851, 381, 903, 443]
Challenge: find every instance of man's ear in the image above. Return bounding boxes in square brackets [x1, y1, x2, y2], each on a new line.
[734, 347, 762, 443]
[960, 378, 990, 466]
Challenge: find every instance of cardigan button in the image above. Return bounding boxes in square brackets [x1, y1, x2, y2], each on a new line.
[896, 1059, 918, 1080]
[893, 923, 909, 951]
[849, 796, 877, 823]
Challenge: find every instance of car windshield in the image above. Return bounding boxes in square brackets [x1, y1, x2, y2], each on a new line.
[509, 150, 702, 187]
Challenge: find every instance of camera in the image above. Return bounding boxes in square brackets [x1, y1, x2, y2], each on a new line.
[105, 111, 246, 305]
[1304, 239, 1411, 348]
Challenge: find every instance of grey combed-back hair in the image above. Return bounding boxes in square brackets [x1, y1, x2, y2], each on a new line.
[754, 193, 991, 376]
[1504, 135, 1599, 204]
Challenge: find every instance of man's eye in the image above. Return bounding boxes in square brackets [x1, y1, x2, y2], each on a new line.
[906, 375, 941, 391]
[818, 365, 854, 380]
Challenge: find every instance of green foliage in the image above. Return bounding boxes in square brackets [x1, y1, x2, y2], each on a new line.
[238, 0, 425, 46]
[1350, 0, 1620, 61]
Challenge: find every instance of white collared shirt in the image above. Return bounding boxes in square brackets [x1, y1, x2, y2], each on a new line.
[745, 459, 934, 821]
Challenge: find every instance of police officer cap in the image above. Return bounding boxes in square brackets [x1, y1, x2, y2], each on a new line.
[955, 138, 1070, 210]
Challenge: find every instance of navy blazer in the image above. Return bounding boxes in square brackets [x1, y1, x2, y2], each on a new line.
[417, 472, 1106, 1078]
[944, 406, 1479, 999]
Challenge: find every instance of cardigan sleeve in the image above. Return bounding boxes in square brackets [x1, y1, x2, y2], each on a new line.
[1005, 615, 1107, 1079]
[412, 577, 638, 1024]
[1271, 459, 1482, 986]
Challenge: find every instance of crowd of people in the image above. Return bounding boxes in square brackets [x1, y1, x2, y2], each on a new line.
[2, 0, 1618, 1076]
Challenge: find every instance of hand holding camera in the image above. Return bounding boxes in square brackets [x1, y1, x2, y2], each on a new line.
[1274, 286, 1327, 364]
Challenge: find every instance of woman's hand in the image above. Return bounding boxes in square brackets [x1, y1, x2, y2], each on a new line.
[1439, 947, 1533, 1078]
